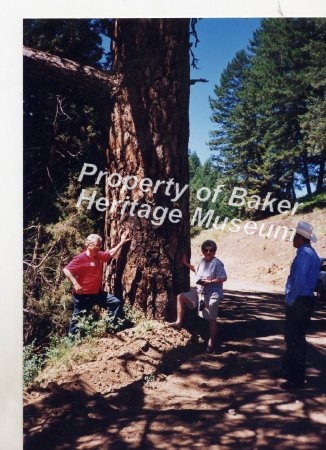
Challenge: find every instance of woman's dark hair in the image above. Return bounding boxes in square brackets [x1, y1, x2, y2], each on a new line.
[201, 240, 217, 253]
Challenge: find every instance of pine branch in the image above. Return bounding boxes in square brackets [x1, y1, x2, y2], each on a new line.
[190, 78, 209, 85]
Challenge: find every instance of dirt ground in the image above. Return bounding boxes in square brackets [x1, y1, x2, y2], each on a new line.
[24, 293, 326, 450]
[23, 210, 326, 449]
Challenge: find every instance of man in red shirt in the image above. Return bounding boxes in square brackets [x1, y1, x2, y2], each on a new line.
[63, 230, 130, 336]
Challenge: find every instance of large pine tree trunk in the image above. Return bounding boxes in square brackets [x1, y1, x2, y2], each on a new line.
[104, 19, 191, 319]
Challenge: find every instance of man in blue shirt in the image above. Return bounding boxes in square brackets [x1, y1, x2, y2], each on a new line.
[281, 221, 320, 390]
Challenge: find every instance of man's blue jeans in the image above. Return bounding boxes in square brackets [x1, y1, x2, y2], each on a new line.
[69, 291, 121, 336]
[282, 296, 315, 384]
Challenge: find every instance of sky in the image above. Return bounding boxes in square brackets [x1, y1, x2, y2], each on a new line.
[189, 18, 262, 163]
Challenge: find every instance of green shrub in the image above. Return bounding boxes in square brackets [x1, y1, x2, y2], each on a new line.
[123, 303, 146, 326]
[143, 373, 156, 385]
[74, 309, 127, 340]
[75, 312, 108, 338]
[23, 341, 44, 386]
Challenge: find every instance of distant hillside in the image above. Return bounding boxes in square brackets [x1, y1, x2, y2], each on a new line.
[190, 208, 325, 293]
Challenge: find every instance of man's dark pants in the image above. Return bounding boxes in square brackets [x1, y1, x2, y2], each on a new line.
[69, 291, 121, 336]
[283, 296, 315, 385]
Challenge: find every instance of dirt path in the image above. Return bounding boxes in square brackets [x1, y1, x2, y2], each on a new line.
[24, 288, 326, 450]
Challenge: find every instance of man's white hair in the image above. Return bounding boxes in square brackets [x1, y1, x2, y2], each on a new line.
[85, 234, 102, 245]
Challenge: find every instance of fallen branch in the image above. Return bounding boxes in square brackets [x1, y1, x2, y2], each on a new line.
[23, 46, 123, 96]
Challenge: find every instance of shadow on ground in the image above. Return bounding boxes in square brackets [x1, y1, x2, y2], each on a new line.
[24, 290, 326, 449]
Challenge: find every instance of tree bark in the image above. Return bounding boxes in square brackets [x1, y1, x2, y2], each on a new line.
[302, 151, 312, 196]
[316, 147, 326, 193]
[104, 19, 191, 320]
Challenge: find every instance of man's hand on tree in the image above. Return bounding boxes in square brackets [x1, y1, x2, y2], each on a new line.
[121, 229, 131, 243]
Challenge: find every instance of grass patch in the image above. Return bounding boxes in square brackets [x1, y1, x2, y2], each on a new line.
[297, 191, 326, 213]
[136, 320, 157, 333]
[42, 336, 99, 378]
[23, 306, 149, 388]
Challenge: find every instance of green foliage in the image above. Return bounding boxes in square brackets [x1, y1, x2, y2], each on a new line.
[189, 150, 202, 179]
[45, 335, 75, 363]
[123, 303, 146, 326]
[188, 151, 238, 235]
[24, 333, 97, 387]
[74, 310, 125, 339]
[138, 321, 156, 332]
[23, 19, 106, 67]
[43, 338, 98, 375]
[23, 20, 111, 348]
[23, 19, 109, 228]
[296, 191, 326, 213]
[23, 179, 106, 347]
[23, 87, 108, 226]
[24, 308, 127, 387]
[23, 19, 109, 348]
[75, 314, 108, 338]
[209, 18, 326, 210]
[143, 373, 156, 385]
[23, 341, 44, 386]
[209, 50, 251, 186]
[23, 296, 71, 346]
